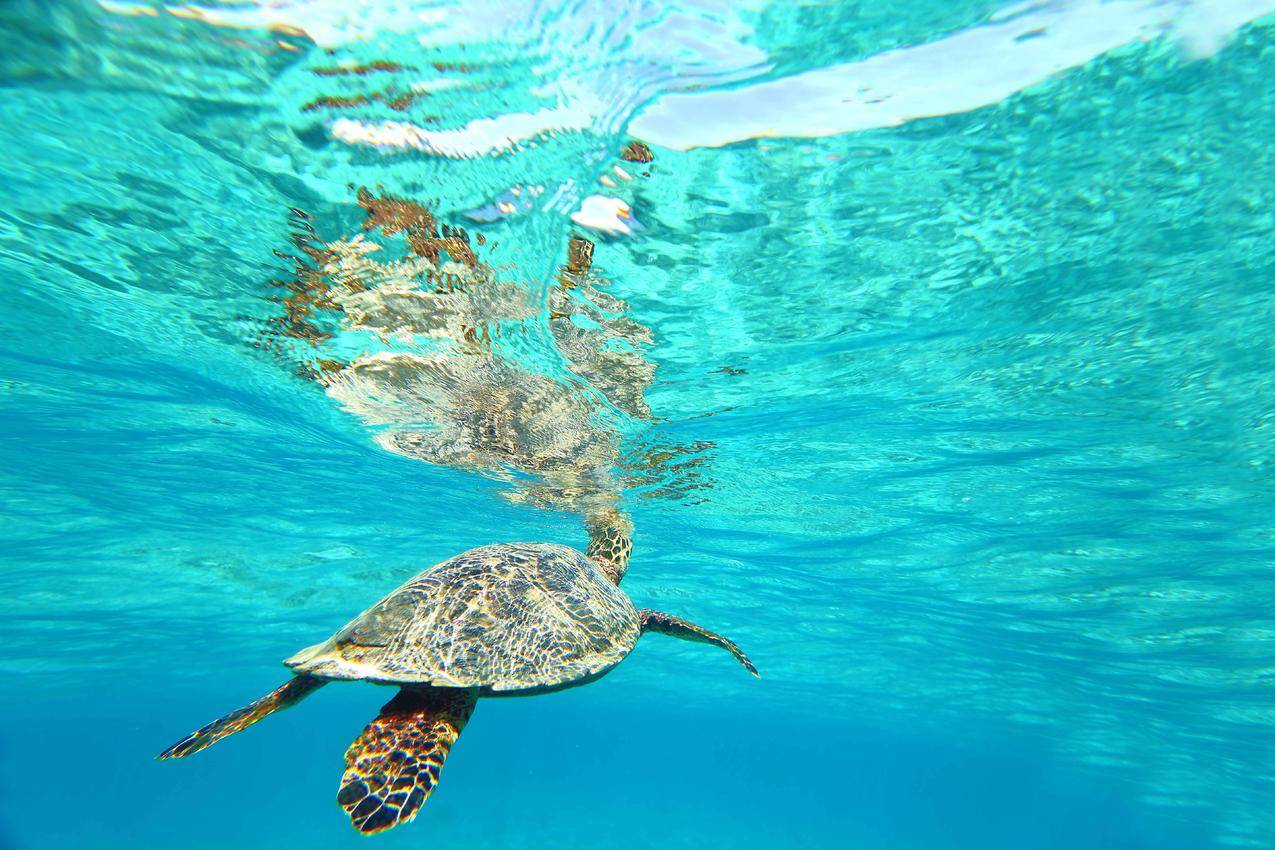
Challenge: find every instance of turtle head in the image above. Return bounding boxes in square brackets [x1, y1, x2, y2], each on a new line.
[585, 509, 633, 584]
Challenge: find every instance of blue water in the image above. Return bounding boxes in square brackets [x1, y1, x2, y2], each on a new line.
[4, 2, 1275, 848]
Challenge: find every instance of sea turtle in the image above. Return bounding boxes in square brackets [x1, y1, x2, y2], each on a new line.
[158, 516, 757, 835]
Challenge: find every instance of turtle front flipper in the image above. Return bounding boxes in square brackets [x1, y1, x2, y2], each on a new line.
[338, 686, 477, 834]
[638, 610, 759, 677]
[157, 674, 326, 759]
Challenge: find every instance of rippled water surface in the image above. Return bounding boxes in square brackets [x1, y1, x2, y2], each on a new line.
[4, 2, 1275, 848]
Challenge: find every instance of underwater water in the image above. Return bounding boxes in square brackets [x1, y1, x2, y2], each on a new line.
[4, 0, 1275, 847]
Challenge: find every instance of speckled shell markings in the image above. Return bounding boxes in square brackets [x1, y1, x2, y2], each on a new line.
[284, 543, 640, 692]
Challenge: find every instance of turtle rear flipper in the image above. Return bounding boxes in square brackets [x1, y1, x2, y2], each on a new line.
[639, 609, 759, 677]
[338, 687, 477, 834]
[157, 674, 326, 759]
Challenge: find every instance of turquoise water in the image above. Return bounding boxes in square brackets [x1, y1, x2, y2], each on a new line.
[4, 1, 1275, 847]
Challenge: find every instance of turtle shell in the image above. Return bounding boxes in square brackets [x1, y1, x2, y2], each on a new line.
[284, 543, 640, 692]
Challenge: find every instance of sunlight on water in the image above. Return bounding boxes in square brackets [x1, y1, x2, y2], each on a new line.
[3, 1, 1275, 848]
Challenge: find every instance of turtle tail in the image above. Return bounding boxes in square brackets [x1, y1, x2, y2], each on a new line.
[338, 686, 477, 834]
[157, 675, 325, 759]
[585, 507, 633, 583]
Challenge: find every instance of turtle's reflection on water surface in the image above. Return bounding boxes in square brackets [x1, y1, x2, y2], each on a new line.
[261, 185, 669, 524]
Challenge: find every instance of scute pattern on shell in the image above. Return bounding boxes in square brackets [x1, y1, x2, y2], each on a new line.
[286, 543, 640, 691]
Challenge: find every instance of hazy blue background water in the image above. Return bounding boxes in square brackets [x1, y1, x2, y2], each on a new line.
[3, 2, 1275, 848]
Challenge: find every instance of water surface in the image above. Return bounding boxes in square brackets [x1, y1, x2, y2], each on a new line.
[3, 2, 1275, 848]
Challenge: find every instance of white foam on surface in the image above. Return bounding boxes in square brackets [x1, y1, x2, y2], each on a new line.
[629, 0, 1275, 150]
[570, 195, 633, 234]
[330, 104, 590, 158]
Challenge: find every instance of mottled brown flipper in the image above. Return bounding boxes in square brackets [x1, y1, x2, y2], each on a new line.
[157, 675, 326, 759]
[639, 610, 760, 677]
[338, 687, 477, 834]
